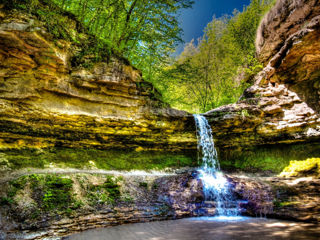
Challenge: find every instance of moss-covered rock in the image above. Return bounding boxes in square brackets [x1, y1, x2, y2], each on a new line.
[280, 158, 320, 178]
[0, 172, 206, 239]
[219, 142, 320, 173]
[0, 147, 197, 171]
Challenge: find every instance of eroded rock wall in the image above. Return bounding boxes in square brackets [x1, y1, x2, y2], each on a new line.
[0, 6, 197, 161]
[205, 0, 320, 161]
[0, 172, 206, 240]
[1, 171, 319, 239]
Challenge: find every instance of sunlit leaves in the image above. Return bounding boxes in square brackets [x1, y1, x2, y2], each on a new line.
[52, 0, 193, 82]
[155, 0, 275, 113]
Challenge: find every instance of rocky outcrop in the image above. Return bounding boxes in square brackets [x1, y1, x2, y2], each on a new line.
[232, 175, 320, 222]
[205, 0, 320, 159]
[0, 172, 206, 239]
[0, 5, 196, 156]
[1, 171, 319, 239]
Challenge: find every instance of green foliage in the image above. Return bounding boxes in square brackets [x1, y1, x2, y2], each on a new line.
[3, 0, 112, 67]
[29, 174, 74, 211]
[103, 176, 121, 200]
[35, 9, 73, 40]
[47, 0, 193, 77]
[155, 0, 275, 113]
[240, 109, 250, 118]
[139, 182, 148, 188]
[3, 176, 29, 204]
[86, 176, 121, 205]
[219, 143, 320, 173]
[273, 201, 299, 207]
[3, 0, 276, 113]
[42, 176, 73, 210]
[0, 174, 78, 213]
[4, 0, 194, 88]
[152, 183, 159, 190]
[0, 197, 14, 206]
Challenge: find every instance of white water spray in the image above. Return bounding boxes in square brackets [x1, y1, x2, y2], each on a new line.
[194, 114, 239, 216]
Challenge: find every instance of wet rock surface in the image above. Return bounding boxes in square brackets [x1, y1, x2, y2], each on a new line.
[231, 175, 320, 223]
[0, 172, 205, 240]
[1, 172, 319, 239]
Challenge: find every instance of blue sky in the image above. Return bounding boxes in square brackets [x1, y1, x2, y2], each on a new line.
[176, 0, 251, 54]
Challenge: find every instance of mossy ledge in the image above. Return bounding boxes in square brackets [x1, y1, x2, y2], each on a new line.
[0, 147, 197, 172]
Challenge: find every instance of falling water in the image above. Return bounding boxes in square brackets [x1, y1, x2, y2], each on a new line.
[194, 114, 239, 216]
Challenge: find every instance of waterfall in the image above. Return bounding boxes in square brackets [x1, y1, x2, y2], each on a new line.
[194, 114, 239, 217]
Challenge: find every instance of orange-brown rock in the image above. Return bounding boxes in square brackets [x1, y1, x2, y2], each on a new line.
[0, 6, 197, 154]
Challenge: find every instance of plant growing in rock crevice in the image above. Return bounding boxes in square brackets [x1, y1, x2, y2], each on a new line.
[86, 176, 121, 206]
[2, 174, 85, 218]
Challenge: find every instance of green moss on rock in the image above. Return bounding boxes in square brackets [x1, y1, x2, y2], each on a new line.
[0, 174, 81, 219]
[219, 142, 320, 173]
[2, 0, 112, 66]
[0, 147, 197, 171]
[280, 158, 320, 178]
[86, 176, 121, 205]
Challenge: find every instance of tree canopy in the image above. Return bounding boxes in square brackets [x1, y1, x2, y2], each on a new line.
[153, 0, 276, 113]
[50, 0, 193, 81]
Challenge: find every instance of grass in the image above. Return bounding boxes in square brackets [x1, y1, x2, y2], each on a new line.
[86, 176, 121, 205]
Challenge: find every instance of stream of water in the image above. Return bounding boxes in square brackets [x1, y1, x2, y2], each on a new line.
[194, 114, 239, 216]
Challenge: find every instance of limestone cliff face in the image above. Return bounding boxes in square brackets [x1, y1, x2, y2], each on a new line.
[205, 0, 320, 157]
[0, 6, 196, 153]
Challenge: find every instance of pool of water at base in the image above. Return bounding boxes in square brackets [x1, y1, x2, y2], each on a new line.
[64, 216, 320, 240]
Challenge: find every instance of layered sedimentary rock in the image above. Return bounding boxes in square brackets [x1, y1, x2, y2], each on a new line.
[205, 0, 320, 156]
[2, 171, 319, 239]
[0, 172, 204, 239]
[232, 175, 320, 222]
[0, 6, 196, 155]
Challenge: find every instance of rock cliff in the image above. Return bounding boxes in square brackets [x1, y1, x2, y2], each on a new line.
[205, 0, 320, 168]
[0, 4, 197, 170]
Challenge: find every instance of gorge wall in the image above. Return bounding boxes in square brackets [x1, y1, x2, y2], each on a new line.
[205, 0, 320, 170]
[1, 0, 320, 172]
[0, 3, 197, 171]
[1, 1, 320, 239]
